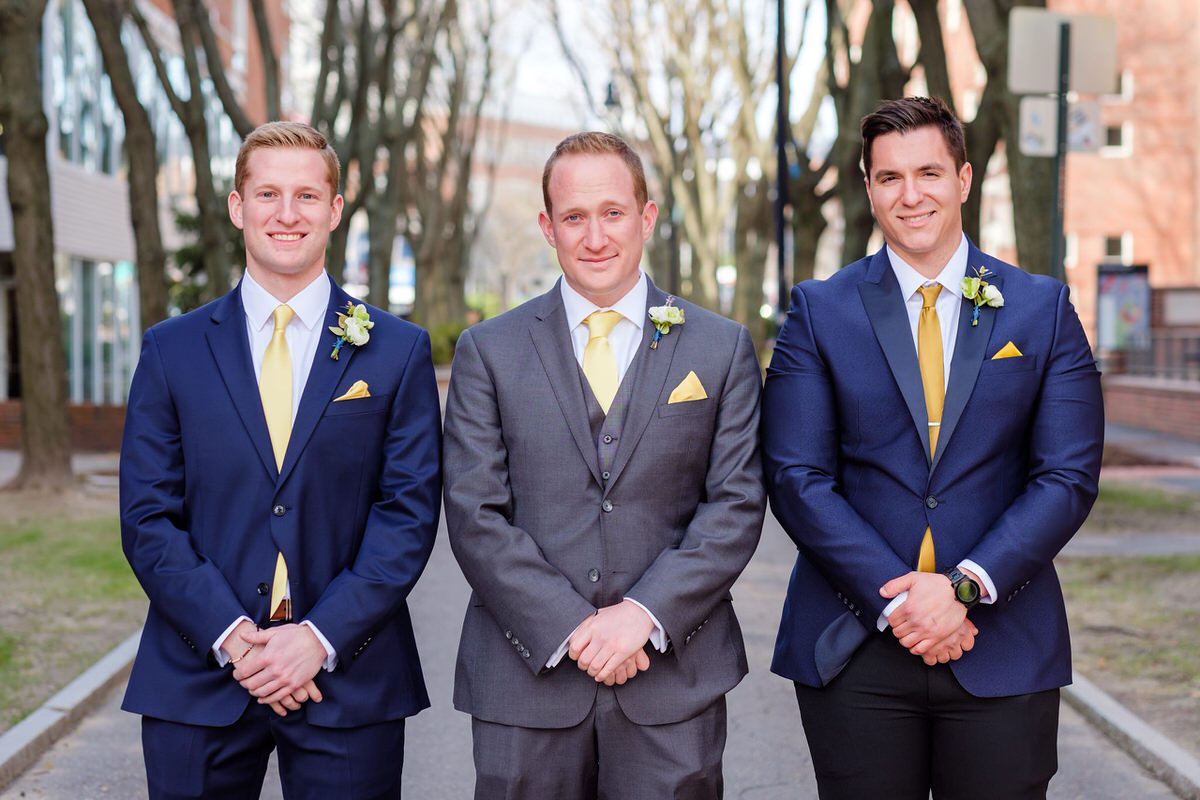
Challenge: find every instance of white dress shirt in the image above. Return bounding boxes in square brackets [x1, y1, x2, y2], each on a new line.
[878, 236, 997, 631]
[212, 269, 338, 670]
[547, 273, 669, 668]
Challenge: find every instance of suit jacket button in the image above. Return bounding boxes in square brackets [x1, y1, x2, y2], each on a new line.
[601, 500, 613, 512]
[588, 568, 600, 582]
[925, 496, 938, 509]
[521, 649, 531, 658]
[602, 471, 610, 481]
[602, 434, 614, 444]
[505, 630, 513, 640]
[273, 504, 286, 517]
[257, 582, 269, 596]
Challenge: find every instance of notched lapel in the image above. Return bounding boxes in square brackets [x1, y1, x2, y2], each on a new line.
[859, 257, 932, 464]
[606, 282, 678, 489]
[206, 291, 278, 479]
[528, 293, 603, 486]
[278, 284, 356, 486]
[933, 269, 1002, 474]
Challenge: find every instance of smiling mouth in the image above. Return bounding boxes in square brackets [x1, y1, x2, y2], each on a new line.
[270, 233, 304, 241]
[900, 212, 934, 224]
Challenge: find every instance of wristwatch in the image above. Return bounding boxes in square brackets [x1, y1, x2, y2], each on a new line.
[943, 567, 981, 609]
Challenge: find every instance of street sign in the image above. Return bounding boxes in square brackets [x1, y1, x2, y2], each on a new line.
[1009, 8, 1118, 95]
[1018, 97, 1103, 157]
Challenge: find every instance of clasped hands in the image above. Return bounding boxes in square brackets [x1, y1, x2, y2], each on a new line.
[221, 620, 328, 717]
[880, 571, 981, 665]
[568, 599, 654, 687]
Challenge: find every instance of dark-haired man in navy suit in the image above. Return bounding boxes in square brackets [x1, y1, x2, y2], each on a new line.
[763, 97, 1103, 799]
[120, 121, 441, 799]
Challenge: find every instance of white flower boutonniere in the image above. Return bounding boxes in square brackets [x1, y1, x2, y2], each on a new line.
[961, 265, 1004, 327]
[328, 301, 374, 360]
[648, 296, 684, 350]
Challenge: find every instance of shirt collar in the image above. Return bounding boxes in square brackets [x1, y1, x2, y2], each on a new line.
[559, 272, 647, 331]
[887, 233, 968, 302]
[241, 269, 332, 332]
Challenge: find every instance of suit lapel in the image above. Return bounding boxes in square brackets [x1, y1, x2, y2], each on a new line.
[605, 279, 677, 490]
[932, 248, 1001, 474]
[858, 249, 932, 464]
[206, 288, 278, 479]
[528, 285, 603, 486]
[278, 278, 356, 486]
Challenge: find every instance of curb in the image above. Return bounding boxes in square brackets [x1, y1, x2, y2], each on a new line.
[0, 629, 140, 791]
[1065, 672, 1200, 800]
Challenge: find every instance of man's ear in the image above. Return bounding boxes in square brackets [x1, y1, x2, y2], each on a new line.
[538, 210, 556, 249]
[329, 194, 344, 231]
[228, 190, 244, 230]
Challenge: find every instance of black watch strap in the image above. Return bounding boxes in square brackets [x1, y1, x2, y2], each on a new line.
[943, 567, 981, 609]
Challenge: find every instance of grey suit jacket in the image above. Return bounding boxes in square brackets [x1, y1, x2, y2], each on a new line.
[444, 276, 765, 729]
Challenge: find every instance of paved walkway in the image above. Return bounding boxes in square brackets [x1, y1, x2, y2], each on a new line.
[2, 513, 1181, 799]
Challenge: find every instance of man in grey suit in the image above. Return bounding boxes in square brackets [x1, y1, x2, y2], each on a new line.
[443, 131, 765, 798]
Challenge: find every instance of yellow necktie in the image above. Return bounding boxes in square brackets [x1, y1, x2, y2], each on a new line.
[583, 310, 622, 414]
[261, 304, 294, 619]
[916, 285, 943, 573]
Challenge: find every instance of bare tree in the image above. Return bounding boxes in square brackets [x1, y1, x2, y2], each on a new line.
[131, 0, 236, 303]
[554, 0, 785, 327]
[81, 0, 169, 327]
[0, 0, 73, 489]
[304, 0, 502, 328]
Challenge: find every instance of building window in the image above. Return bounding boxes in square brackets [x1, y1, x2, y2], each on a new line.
[57, 256, 140, 404]
[1065, 232, 1078, 270]
[1103, 233, 1133, 264]
[1101, 122, 1132, 157]
[1105, 69, 1135, 103]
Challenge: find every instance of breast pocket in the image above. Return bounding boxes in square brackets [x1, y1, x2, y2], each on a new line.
[978, 354, 1039, 377]
[658, 397, 716, 418]
[323, 395, 391, 417]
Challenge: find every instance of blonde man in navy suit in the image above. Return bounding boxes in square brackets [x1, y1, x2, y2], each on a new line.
[121, 122, 441, 799]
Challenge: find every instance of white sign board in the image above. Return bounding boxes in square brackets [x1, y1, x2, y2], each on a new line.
[1018, 98, 1103, 157]
[1009, 8, 1118, 95]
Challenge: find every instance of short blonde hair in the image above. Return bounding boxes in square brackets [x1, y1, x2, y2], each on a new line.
[542, 131, 648, 215]
[234, 121, 340, 196]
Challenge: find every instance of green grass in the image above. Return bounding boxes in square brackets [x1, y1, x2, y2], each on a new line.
[1059, 554, 1200, 684]
[0, 508, 146, 731]
[1093, 482, 1198, 515]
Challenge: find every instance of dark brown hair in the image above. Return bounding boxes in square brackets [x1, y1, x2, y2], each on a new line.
[860, 96, 966, 179]
[542, 131, 648, 214]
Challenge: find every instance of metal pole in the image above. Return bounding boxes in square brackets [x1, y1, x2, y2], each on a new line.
[1050, 21, 1070, 284]
[775, 0, 789, 315]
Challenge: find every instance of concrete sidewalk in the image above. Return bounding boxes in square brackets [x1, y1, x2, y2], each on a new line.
[2, 513, 1187, 799]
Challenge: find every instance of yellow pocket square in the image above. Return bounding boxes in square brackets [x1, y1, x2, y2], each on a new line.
[991, 341, 1023, 360]
[668, 371, 708, 404]
[334, 380, 371, 401]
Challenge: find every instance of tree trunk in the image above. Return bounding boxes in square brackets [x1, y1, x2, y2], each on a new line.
[1003, 92, 1054, 275]
[365, 190, 398, 309]
[962, 82, 1004, 244]
[413, 252, 467, 328]
[0, 0, 74, 489]
[732, 178, 771, 347]
[82, 0, 168, 327]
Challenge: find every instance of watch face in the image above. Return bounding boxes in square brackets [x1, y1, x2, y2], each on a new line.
[956, 580, 980, 604]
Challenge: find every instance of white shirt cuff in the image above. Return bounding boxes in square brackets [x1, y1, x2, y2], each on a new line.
[546, 636, 572, 669]
[959, 560, 997, 605]
[624, 597, 668, 652]
[877, 592, 907, 631]
[213, 615, 253, 666]
[300, 620, 339, 671]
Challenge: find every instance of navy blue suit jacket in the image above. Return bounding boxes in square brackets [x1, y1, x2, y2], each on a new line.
[763, 242, 1103, 697]
[120, 277, 442, 727]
